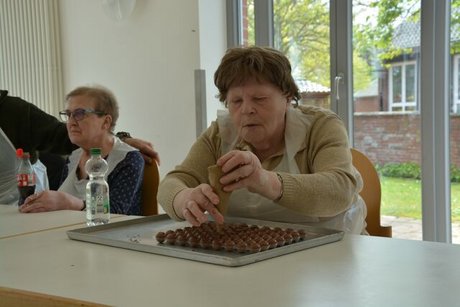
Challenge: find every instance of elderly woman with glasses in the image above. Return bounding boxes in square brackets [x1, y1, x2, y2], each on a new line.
[158, 46, 366, 234]
[20, 85, 144, 214]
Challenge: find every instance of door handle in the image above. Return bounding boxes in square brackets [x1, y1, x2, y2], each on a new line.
[334, 74, 344, 100]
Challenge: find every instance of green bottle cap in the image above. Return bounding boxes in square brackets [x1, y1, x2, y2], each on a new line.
[90, 148, 102, 155]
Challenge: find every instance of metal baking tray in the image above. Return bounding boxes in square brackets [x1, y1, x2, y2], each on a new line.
[67, 214, 344, 267]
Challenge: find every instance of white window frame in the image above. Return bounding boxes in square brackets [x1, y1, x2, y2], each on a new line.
[389, 61, 417, 112]
[453, 54, 460, 114]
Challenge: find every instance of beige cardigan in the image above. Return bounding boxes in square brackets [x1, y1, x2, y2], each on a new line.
[158, 105, 362, 222]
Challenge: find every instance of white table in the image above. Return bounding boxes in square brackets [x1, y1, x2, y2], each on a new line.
[1, 220, 459, 307]
[0, 205, 128, 239]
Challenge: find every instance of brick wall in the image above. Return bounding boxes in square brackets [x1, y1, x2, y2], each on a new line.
[354, 113, 460, 167]
[354, 96, 381, 112]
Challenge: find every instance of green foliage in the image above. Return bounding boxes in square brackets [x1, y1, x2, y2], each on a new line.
[361, 0, 460, 60]
[378, 162, 421, 179]
[248, 0, 460, 96]
[377, 162, 460, 183]
[353, 52, 373, 91]
[246, 0, 255, 45]
[273, 0, 330, 85]
[451, 165, 460, 183]
[453, 0, 460, 25]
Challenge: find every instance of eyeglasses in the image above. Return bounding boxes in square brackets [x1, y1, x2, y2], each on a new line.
[59, 108, 106, 122]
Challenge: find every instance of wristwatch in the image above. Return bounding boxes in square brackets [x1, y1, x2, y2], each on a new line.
[116, 131, 132, 141]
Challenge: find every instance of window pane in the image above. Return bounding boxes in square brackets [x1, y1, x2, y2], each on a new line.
[241, 0, 255, 46]
[353, 0, 422, 241]
[392, 66, 402, 103]
[457, 57, 460, 111]
[273, 0, 330, 108]
[406, 64, 416, 102]
[450, 0, 460, 244]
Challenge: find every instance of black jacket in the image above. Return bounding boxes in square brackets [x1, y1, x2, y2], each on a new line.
[0, 90, 75, 160]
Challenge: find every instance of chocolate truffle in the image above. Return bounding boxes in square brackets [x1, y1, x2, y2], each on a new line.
[224, 240, 235, 252]
[283, 234, 293, 245]
[175, 235, 186, 246]
[276, 236, 285, 247]
[211, 239, 222, 251]
[298, 229, 306, 240]
[259, 240, 269, 251]
[268, 238, 278, 249]
[188, 236, 199, 248]
[200, 238, 211, 249]
[248, 242, 261, 253]
[236, 241, 248, 253]
[291, 231, 300, 243]
[155, 232, 166, 244]
[165, 233, 176, 245]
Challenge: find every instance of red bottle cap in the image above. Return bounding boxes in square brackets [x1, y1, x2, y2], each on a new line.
[16, 148, 24, 158]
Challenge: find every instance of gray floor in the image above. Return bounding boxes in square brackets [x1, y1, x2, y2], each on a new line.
[381, 215, 460, 244]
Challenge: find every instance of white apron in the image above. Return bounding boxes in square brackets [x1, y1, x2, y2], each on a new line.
[58, 137, 136, 199]
[217, 108, 366, 234]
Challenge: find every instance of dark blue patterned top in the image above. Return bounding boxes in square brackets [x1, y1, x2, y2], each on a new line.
[107, 151, 144, 215]
[61, 151, 144, 215]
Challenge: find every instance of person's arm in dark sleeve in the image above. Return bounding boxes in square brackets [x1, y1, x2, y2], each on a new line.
[28, 103, 75, 155]
[0, 93, 75, 155]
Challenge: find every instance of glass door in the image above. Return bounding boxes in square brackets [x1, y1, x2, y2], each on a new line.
[450, 0, 460, 244]
[273, 0, 331, 109]
[351, 0, 422, 240]
[240, 0, 331, 108]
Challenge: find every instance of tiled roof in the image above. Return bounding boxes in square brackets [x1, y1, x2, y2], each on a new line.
[296, 79, 330, 93]
[393, 20, 460, 49]
[393, 22, 420, 48]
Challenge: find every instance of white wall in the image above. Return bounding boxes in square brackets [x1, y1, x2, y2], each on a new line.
[197, 0, 227, 128]
[59, 0, 226, 178]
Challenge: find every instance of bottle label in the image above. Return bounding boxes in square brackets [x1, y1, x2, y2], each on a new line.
[17, 173, 36, 187]
[92, 194, 110, 214]
[104, 199, 110, 214]
[95, 194, 104, 212]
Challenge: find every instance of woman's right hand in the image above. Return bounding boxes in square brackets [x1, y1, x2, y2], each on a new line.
[19, 190, 83, 213]
[172, 184, 224, 226]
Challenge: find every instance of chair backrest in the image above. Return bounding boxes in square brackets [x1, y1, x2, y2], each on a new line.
[351, 148, 392, 237]
[141, 161, 159, 216]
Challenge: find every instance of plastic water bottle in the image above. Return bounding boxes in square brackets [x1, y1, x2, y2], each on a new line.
[85, 148, 110, 226]
[16, 148, 36, 206]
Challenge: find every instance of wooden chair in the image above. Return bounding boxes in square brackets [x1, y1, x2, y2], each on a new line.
[351, 148, 392, 237]
[0, 286, 109, 307]
[141, 161, 159, 216]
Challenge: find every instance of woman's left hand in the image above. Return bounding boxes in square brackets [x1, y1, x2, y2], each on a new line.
[19, 190, 84, 213]
[217, 150, 281, 200]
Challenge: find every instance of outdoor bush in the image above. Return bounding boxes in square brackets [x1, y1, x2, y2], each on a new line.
[378, 163, 460, 182]
[451, 165, 460, 183]
[379, 162, 421, 179]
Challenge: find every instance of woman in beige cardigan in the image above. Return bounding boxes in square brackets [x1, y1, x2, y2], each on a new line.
[158, 46, 366, 234]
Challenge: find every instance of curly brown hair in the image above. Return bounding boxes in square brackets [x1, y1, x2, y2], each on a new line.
[213, 46, 300, 103]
